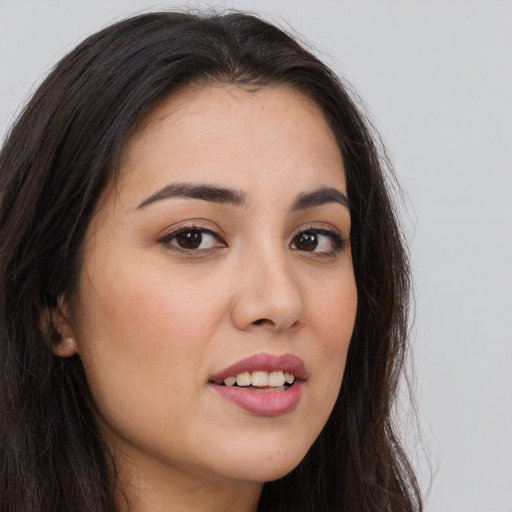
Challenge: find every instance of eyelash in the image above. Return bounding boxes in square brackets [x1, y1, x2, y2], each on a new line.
[158, 224, 347, 257]
[158, 224, 225, 254]
[290, 227, 347, 255]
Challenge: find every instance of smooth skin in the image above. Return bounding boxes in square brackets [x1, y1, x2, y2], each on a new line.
[55, 85, 358, 512]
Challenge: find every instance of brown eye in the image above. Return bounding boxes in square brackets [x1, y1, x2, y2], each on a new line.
[293, 231, 318, 252]
[160, 227, 225, 253]
[290, 228, 344, 255]
[176, 230, 202, 249]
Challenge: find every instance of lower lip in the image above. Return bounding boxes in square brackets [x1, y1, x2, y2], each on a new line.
[209, 381, 305, 416]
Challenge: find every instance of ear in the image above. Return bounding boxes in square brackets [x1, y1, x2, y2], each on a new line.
[41, 298, 78, 357]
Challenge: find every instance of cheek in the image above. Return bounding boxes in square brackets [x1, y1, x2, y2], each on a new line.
[72, 257, 228, 421]
[78, 251, 226, 347]
[306, 268, 357, 402]
[312, 263, 357, 344]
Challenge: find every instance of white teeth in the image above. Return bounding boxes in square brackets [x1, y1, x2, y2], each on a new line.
[236, 372, 251, 386]
[284, 372, 295, 384]
[223, 370, 295, 387]
[268, 371, 285, 387]
[223, 375, 236, 387]
[251, 371, 268, 387]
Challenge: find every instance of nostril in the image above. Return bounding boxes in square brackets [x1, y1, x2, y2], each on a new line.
[252, 318, 273, 326]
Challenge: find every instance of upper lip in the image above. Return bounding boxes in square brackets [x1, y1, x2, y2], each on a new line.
[209, 353, 307, 384]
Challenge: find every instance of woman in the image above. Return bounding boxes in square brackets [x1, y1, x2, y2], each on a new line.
[0, 11, 422, 512]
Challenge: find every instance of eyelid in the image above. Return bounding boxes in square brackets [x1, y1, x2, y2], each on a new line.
[294, 222, 347, 244]
[297, 222, 343, 236]
[157, 219, 225, 240]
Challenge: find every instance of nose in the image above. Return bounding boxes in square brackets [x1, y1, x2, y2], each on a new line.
[230, 247, 307, 333]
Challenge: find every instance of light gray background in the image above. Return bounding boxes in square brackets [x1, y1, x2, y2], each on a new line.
[1, 1, 511, 511]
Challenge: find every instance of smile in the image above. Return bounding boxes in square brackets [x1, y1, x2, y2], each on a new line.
[221, 370, 295, 388]
[209, 353, 306, 416]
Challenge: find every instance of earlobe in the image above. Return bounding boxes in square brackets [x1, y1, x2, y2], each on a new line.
[41, 299, 78, 357]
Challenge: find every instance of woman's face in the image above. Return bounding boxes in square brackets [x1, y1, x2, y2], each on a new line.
[64, 85, 357, 494]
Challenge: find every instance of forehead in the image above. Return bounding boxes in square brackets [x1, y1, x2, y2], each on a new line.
[116, 84, 346, 208]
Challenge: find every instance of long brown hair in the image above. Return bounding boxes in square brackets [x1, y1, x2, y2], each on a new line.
[0, 11, 422, 511]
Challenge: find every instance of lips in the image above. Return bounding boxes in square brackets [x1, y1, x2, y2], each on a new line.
[208, 353, 306, 416]
[209, 353, 307, 383]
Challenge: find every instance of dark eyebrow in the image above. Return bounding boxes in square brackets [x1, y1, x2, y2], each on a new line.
[291, 187, 350, 211]
[136, 183, 247, 210]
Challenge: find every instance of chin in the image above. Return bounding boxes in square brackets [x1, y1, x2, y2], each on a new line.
[211, 437, 311, 484]
[224, 461, 301, 484]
